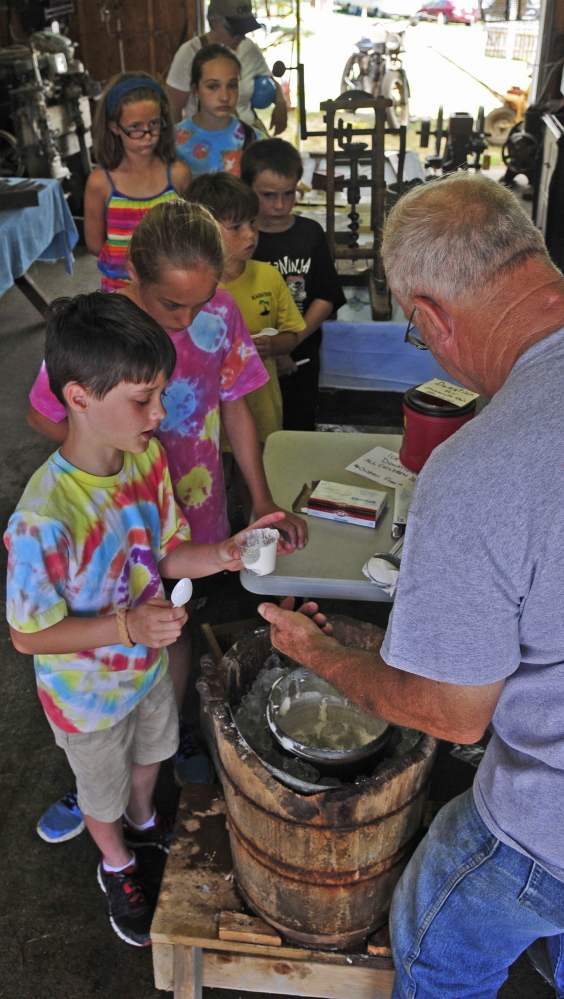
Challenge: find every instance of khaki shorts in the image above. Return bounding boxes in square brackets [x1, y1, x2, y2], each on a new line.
[47, 671, 179, 823]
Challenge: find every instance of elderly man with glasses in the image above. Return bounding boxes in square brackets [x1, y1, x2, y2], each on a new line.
[259, 173, 564, 997]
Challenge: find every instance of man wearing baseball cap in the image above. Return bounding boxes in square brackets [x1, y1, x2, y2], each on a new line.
[166, 0, 288, 133]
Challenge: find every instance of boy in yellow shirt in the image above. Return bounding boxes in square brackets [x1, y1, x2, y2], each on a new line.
[186, 173, 306, 444]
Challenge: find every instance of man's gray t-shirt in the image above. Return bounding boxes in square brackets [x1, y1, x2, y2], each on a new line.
[381, 327, 564, 881]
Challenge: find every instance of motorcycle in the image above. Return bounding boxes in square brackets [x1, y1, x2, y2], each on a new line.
[340, 28, 410, 129]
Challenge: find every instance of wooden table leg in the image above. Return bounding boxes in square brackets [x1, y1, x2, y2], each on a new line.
[174, 945, 202, 999]
[14, 273, 50, 317]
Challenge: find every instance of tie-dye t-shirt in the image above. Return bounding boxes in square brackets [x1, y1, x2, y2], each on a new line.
[4, 440, 191, 734]
[28, 291, 268, 544]
[175, 116, 262, 178]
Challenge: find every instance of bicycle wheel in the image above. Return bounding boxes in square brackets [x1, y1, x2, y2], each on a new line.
[381, 69, 409, 129]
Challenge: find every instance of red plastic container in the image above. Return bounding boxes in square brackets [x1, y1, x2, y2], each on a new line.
[399, 386, 476, 473]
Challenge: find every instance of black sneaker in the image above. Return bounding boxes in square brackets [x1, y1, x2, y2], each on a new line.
[97, 861, 155, 947]
[172, 723, 214, 785]
[123, 814, 174, 854]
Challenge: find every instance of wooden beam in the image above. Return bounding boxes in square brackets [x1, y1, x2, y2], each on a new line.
[174, 945, 203, 999]
[219, 910, 282, 946]
[201, 950, 394, 998]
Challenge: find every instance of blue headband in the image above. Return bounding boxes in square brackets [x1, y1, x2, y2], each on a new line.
[106, 77, 166, 115]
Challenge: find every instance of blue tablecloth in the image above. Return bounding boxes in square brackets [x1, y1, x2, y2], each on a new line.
[0, 178, 78, 298]
[320, 321, 458, 392]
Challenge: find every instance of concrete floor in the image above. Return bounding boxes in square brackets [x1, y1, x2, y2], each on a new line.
[0, 248, 554, 998]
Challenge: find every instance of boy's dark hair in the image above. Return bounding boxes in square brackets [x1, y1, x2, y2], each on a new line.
[45, 293, 177, 407]
[240, 138, 303, 186]
[190, 43, 241, 87]
[186, 172, 259, 225]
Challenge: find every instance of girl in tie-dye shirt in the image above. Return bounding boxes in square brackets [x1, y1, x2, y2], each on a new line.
[29, 200, 307, 547]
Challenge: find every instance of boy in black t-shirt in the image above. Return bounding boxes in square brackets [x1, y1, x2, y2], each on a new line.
[241, 139, 346, 431]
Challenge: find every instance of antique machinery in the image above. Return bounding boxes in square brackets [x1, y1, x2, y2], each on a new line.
[427, 47, 529, 146]
[271, 63, 409, 319]
[321, 91, 407, 320]
[499, 105, 544, 188]
[0, 28, 97, 214]
[419, 107, 489, 173]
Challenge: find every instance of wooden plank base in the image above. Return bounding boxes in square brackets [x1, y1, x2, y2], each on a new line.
[219, 911, 282, 946]
[152, 783, 394, 998]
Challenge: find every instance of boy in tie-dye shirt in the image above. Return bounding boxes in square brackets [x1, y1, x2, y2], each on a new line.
[4, 293, 286, 948]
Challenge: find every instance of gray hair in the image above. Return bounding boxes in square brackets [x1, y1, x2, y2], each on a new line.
[381, 173, 551, 305]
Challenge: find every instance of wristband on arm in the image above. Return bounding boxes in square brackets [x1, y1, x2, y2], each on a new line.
[116, 607, 134, 648]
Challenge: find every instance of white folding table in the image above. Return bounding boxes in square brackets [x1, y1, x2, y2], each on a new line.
[240, 430, 403, 602]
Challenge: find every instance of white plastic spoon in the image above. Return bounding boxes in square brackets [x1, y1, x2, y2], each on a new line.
[171, 577, 193, 607]
[250, 327, 278, 339]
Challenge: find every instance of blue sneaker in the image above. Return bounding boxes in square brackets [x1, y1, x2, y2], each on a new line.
[173, 725, 214, 785]
[36, 788, 85, 843]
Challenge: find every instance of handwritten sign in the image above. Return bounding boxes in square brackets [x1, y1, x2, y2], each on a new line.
[346, 447, 416, 490]
[416, 378, 479, 408]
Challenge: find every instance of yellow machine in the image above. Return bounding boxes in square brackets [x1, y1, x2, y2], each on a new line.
[484, 85, 529, 145]
[428, 48, 529, 146]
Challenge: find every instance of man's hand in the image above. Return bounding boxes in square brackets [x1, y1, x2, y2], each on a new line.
[280, 595, 333, 634]
[126, 598, 187, 648]
[254, 499, 308, 550]
[258, 598, 335, 662]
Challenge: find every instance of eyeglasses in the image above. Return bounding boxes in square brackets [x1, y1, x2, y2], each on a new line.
[404, 307, 428, 350]
[117, 117, 165, 140]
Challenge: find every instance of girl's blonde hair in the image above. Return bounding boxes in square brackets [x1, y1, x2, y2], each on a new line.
[93, 71, 176, 171]
[129, 199, 224, 286]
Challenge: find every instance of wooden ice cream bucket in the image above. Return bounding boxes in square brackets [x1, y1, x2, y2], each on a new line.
[198, 616, 438, 949]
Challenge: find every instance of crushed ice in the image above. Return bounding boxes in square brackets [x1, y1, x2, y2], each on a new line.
[232, 655, 423, 788]
[233, 655, 321, 784]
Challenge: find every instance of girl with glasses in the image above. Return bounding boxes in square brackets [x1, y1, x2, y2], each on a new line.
[84, 71, 192, 292]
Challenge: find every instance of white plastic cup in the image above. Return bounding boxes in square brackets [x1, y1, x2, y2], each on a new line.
[235, 528, 279, 576]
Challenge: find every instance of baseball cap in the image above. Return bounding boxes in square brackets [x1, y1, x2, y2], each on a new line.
[208, 0, 261, 33]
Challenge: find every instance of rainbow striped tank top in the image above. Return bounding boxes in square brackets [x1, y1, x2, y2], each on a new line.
[97, 166, 178, 292]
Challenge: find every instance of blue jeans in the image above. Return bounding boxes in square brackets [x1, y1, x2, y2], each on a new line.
[390, 788, 564, 998]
